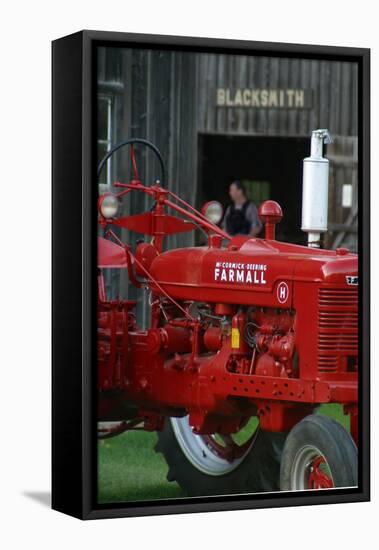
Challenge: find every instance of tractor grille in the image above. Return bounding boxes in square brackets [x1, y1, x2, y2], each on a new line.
[317, 287, 358, 373]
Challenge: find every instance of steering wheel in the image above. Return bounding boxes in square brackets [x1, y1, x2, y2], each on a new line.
[97, 138, 166, 187]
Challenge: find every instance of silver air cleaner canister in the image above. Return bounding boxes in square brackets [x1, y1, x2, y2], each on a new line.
[301, 129, 332, 247]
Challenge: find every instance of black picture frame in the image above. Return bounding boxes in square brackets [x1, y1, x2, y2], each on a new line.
[52, 30, 370, 520]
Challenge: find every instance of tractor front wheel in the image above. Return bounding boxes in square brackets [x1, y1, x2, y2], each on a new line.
[280, 414, 358, 491]
[156, 416, 286, 496]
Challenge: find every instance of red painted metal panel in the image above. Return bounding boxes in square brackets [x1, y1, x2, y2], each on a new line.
[97, 237, 127, 268]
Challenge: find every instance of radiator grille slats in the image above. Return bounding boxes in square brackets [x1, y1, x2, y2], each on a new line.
[318, 287, 358, 373]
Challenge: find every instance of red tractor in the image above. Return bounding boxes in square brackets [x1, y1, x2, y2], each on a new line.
[97, 133, 358, 496]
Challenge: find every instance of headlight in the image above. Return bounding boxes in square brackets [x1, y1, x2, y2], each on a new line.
[99, 193, 119, 219]
[201, 201, 223, 225]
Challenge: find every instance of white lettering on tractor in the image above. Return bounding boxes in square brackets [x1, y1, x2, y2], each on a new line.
[213, 262, 267, 285]
[236, 270, 244, 282]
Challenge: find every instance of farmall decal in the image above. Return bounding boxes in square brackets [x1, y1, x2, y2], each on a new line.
[214, 262, 267, 285]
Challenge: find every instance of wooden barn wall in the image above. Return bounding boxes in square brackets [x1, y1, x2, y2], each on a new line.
[197, 54, 358, 137]
[327, 136, 358, 250]
[128, 49, 198, 324]
[97, 47, 198, 323]
[99, 48, 198, 244]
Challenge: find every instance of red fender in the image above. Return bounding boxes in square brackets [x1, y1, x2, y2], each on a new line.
[97, 236, 128, 268]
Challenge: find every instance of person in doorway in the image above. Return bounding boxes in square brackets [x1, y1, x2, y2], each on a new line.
[223, 180, 262, 236]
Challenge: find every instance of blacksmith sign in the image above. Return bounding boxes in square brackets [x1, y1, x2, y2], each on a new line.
[216, 88, 313, 109]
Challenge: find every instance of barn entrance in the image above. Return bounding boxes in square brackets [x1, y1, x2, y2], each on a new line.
[197, 134, 309, 244]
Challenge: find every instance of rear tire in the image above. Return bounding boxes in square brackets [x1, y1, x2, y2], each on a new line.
[156, 416, 286, 496]
[280, 414, 358, 491]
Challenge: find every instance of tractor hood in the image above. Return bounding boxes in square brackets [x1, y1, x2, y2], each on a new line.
[149, 238, 357, 308]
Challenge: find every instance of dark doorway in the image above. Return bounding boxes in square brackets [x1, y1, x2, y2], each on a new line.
[197, 134, 309, 244]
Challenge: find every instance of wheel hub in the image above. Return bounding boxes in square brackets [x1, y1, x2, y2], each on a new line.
[308, 456, 334, 489]
[290, 444, 335, 490]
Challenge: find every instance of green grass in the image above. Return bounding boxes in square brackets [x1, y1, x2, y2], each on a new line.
[98, 430, 184, 503]
[97, 404, 349, 504]
[318, 403, 350, 431]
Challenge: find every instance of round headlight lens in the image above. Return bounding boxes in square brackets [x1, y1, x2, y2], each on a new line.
[201, 201, 223, 225]
[99, 193, 119, 219]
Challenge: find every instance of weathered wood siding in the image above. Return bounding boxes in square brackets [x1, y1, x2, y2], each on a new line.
[197, 54, 358, 137]
[98, 47, 198, 243]
[97, 47, 198, 322]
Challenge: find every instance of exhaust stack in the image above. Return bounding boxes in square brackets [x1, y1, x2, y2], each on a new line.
[301, 129, 332, 247]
